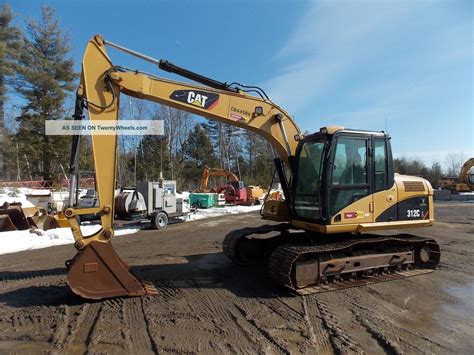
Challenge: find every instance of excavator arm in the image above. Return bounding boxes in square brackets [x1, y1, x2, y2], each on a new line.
[459, 158, 474, 190]
[65, 34, 300, 299]
[199, 166, 239, 192]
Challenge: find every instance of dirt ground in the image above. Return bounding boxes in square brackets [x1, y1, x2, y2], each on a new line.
[0, 202, 473, 354]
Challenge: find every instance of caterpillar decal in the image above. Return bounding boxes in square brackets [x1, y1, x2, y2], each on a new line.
[170, 90, 219, 110]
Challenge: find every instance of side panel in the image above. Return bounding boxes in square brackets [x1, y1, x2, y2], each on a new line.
[371, 183, 398, 222]
[376, 196, 429, 222]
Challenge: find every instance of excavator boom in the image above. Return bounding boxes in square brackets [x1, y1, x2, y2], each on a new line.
[65, 35, 300, 299]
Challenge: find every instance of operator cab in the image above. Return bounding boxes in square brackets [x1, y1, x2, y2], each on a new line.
[292, 126, 394, 225]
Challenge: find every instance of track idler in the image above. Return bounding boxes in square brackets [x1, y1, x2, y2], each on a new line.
[66, 241, 157, 299]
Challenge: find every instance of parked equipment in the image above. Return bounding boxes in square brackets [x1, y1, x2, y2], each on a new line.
[225, 181, 264, 205]
[115, 189, 147, 218]
[135, 181, 189, 229]
[197, 166, 239, 193]
[114, 181, 189, 229]
[0, 202, 59, 231]
[189, 193, 217, 209]
[198, 166, 264, 205]
[439, 158, 474, 192]
[63, 35, 440, 299]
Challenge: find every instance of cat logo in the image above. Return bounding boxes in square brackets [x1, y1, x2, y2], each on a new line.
[169, 90, 219, 110]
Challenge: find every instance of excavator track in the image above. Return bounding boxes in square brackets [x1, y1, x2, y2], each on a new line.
[268, 234, 440, 295]
[223, 223, 292, 265]
[223, 227, 440, 294]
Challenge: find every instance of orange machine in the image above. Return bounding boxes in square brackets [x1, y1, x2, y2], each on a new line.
[197, 165, 239, 193]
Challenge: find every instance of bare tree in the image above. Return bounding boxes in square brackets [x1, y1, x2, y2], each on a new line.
[445, 152, 467, 176]
[155, 105, 193, 182]
[117, 97, 150, 187]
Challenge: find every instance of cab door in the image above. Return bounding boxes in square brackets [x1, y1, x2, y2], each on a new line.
[371, 135, 397, 222]
[328, 134, 373, 223]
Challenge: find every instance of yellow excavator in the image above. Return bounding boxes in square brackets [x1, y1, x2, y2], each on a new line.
[64, 35, 440, 299]
[439, 158, 474, 192]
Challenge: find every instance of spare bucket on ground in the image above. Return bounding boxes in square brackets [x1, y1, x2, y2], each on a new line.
[0, 215, 18, 232]
[0, 202, 31, 230]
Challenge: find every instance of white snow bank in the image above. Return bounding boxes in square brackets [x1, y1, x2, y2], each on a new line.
[176, 191, 190, 199]
[0, 185, 263, 255]
[0, 187, 39, 208]
[0, 187, 89, 209]
[185, 204, 262, 221]
[0, 225, 139, 255]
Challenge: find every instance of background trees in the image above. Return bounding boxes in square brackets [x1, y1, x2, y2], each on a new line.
[0, 4, 22, 180]
[14, 5, 76, 180]
[0, 3, 468, 192]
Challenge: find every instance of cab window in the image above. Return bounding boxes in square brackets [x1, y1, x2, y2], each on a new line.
[374, 138, 388, 192]
[330, 137, 369, 215]
[332, 137, 367, 185]
[294, 139, 326, 220]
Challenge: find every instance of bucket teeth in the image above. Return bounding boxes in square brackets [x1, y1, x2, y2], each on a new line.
[143, 282, 159, 295]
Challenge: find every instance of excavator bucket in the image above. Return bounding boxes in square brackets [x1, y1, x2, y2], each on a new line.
[67, 241, 157, 299]
[21, 206, 40, 218]
[0, 203, 31, 230]
[0, 215, 18, 232]
[29, 215, 60, 231]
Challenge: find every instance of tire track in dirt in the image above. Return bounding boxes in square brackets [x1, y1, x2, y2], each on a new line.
[0, 268, 66, 293]
[51, 306, 69, 350]
[152, 280, 185, 302]
[80, 298, 130, 353]
[357, 316, 403, 355]
[144, 281, 245, 353]
[310, 296, 361, 353]
[63, 302, 102, 353]
[173, 280, 277, 352]
[252, 296, 304, 323]
[122, 297, 158, 354]
[232, 302, 290, 355]
[341, 288, 449, 353]
[302, 295, 333, 353]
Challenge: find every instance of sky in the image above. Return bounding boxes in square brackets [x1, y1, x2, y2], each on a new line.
[8, 0, 474, 167]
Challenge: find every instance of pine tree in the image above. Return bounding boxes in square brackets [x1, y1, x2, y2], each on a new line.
[201, 120, 226, 168]
[0, 4, 22, 180]
[249, 138, 274, 187]
[136, 135, 170, 183]
[14, 5, 77, 181]
[202, 119, 243, 172]
[427, 162, 443, 188]
[182, 123, 217, 190]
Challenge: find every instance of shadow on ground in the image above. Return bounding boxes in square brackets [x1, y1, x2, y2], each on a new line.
[0, 252, 289, 307]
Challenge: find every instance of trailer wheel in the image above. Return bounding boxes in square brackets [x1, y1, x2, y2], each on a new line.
[151, 211, 168, 230]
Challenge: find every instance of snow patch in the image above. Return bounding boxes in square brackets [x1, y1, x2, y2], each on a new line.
[185, 204, 262, 221]
[0, 225, 140, 255]
[0, 186, 263, 255]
